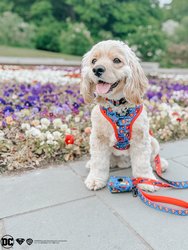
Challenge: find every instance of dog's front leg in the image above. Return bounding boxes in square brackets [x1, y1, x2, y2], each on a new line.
[130, 134, 158, 192]
[85, 132, 111, 191]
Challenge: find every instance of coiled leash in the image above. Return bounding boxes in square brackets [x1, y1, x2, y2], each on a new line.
[107, 154, 188, 216]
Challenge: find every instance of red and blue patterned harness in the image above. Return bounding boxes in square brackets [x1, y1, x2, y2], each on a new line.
[100, 104, 143, 150]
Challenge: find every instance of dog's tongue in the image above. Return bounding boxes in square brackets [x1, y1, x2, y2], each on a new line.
[96, 83, 111, 94]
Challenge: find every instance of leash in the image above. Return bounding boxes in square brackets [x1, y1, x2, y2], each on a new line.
[107, 154, 188, 216]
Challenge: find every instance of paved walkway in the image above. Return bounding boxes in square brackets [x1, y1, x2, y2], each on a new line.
[0, 139, 188, 250]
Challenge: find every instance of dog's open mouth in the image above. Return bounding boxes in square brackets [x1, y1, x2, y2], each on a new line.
[96, 80, 120, 94]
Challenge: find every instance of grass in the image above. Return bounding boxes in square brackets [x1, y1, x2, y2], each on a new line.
[0, 46, 81, 60]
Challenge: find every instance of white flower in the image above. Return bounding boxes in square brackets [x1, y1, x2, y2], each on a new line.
[45, 131, 54, 141]
[53, 131, 62, 140]
[66, 114, 72, 122]
[75, 116, 80, 123]
[53, 118, 63, 129]
[46, 140, 58, 145]
[38, 133, 45, 141]
[171, 104, 181, 112]
[60, 124, 68, 131]
[25, 130, 31, 137]
[66, 128, 71, 134]
[41, 118, 50, 127]
[161, 111, 167, 118]
[41, 125, 48, 130]
[30, 127, 42, 138]
[21, 123, 30, 130]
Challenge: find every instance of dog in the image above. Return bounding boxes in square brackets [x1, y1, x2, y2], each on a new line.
[81, 40, 168, 192]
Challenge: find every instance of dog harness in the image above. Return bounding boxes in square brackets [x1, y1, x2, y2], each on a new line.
[100, 104, 143, 150]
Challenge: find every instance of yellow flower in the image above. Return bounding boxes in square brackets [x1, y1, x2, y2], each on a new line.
[23, 109, 30, 116]
[31, 120, 40, 127]
[5, 116, 14, 125]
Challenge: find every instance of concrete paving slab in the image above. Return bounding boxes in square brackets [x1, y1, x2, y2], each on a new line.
[172, 155, 188, 168]
[0, 167, 93, 219]
[160, 139, 188, 159]
[70, 158, 133, 179]
[95, 161, 188, 250]
[3, 196, 151, 250]
[69, 159, 89, 179]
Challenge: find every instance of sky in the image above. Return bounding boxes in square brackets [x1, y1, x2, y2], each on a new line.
[159, 0, 172, 7]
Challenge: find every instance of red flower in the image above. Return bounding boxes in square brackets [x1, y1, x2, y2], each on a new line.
[176, 117, 183, 122]
[65, 134, 75, 145]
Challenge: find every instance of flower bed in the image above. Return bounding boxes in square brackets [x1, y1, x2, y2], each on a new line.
[0, 66, 188, 172]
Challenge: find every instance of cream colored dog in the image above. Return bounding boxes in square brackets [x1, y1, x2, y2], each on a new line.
[81, 40, 168, 192]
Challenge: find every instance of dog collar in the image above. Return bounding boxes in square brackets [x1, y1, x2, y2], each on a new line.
[105, 97, 127, 106]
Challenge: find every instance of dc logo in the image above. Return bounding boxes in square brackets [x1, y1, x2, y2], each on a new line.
[1, 235, 14, 249]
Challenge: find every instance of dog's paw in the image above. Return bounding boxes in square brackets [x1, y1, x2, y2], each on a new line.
[160, 158, 168, 172]
[85, 160, 91, 169]
[135, 173, 160, 192]
[85, 176, 107, 191]
[138, 183, 159, 192]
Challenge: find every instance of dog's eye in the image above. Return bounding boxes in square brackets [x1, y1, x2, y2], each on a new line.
[92, 58, 97, 64]
[113, 58, 121, 63]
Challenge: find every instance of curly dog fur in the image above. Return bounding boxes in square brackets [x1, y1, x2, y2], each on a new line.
[81, 40, 168, 192]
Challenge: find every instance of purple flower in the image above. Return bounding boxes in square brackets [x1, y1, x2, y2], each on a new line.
[73, 102, 80, 109]
[24, 101, 33, 107]
[0, 98, 6, 105]
[15, 104, 23, 111]
[65, 89, 74, 95]
[62, 104, 71, 113]
[3, 106, 14, 114]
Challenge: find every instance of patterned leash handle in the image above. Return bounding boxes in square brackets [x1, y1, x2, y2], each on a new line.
[107, 154, 188, 216]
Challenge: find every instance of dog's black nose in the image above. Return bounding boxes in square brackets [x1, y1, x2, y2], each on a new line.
[93, 65, 106, 77]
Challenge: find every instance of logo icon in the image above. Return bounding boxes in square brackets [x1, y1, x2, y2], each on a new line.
[1, 235, 14, 249]
[16, 238, 25, 245]
[26, 238, 33, 245]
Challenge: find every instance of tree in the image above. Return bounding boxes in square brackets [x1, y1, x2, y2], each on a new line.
[128, 25, 166, 62]
[0, 0, 13, 14]
[165, 0, 188, 22]
[173, 16, 188, 44]
[0, 11, 35, 47]
[35, 20, 61, 52]
[66, 0, 117, 40]
[11, 0, 35, 20]
[61, 20, 94, 55]
[30, 0, 53, 24]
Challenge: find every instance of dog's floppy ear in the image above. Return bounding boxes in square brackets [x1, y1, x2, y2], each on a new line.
[123, 50, 148, 105]
[80, 51, 95, 104]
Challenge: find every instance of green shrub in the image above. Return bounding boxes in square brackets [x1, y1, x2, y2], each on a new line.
[61, 21, 94, 56]
[173, 16, 188, 44]
[0, 11, 35, 47]
[35, 21, 61, 52]
[160, 44, 188, 68]
[128, 25, 166, 62]
[30, 0, 53, 24]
